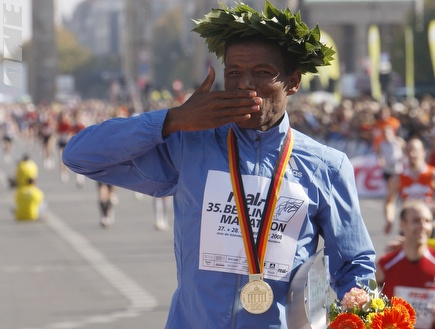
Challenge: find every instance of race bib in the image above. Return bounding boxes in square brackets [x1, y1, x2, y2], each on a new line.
[394, 286, 435, 329]
[199, 170, 308, 282]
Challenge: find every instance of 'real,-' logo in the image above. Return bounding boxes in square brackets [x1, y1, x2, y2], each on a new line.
[274, 196, 304, 223]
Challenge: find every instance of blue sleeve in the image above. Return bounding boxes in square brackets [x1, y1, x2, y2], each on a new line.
[62, 109, 179, 196]
[318, 152, 376, 299]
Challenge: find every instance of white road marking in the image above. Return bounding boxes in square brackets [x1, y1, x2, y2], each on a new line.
[45, 210, 158, 310]
[17, 210, 159, 329]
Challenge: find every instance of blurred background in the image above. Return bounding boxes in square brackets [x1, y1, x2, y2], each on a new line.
[1, 0, 435, 108]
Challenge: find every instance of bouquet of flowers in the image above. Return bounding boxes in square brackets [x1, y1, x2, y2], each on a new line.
[329, 280, 416, 329]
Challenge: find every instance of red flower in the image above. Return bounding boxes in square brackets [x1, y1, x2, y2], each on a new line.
[390, 297, 416, 325]
[330, 313, 365, 329]
[369, 307, 414, 329]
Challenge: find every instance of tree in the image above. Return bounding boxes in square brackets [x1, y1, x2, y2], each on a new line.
[56, 27, 92, 74]
[73, 54, 123, 99]
[151, 7, 194, 89]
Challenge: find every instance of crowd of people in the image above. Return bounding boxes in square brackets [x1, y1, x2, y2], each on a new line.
[2, 92, 435, 165]
[2, 90, 435, 229]
[1, 92, 435, 208]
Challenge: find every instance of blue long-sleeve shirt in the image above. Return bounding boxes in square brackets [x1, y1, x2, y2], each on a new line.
[63, 109, 376, 329]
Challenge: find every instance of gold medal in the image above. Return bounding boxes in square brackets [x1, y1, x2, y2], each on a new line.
[240, 274, 274, 314]
[228, 128, 292, 315]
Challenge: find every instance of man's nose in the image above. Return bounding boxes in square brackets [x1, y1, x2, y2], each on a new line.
[237, 72, 255, 90]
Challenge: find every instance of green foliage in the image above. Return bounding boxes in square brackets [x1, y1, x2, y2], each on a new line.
[73, 54, 122, 99]
[56, 27, 92, 74]
[152, 7, 195, 89]
[192, 0, 335, 74]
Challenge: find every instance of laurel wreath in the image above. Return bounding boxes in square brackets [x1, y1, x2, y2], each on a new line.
[192, 0, 335, 74]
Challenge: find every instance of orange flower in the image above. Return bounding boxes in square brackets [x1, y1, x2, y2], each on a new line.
[330, 313, 365, 329]
[390, 297, 416, 325]
[369, 307, 414, 329]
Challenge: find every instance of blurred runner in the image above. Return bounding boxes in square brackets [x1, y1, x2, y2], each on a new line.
[71, 109, 87, 188]
[56, 111, 74, 183]
[377, 125, 406, 205]
[97, 182, 117, 228]
[377, 200, 435, 329]
[39, 110, 56, 169]
[384, 136, 435, 235]
[1, 110, 14, 164]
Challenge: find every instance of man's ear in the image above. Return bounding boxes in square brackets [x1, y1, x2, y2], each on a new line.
[286, 70, 302, 95]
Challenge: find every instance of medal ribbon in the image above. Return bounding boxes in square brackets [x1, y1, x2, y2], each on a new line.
[227, 127, 293, 275]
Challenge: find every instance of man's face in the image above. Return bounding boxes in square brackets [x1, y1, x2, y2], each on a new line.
[224, 42, 301, 131]
[405, 139, 426, 168]
[400, 206, 433, 245]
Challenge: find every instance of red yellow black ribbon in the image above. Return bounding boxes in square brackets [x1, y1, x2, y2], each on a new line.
[227, 127, 293, 274]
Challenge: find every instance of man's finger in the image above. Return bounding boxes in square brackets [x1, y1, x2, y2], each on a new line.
[192, 66, 215, 95]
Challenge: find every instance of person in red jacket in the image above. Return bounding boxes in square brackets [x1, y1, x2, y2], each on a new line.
[384, 136, 435, 234]
[377, 200, 435, 329]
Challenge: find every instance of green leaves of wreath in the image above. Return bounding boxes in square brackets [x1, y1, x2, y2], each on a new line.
[192, 0, 335, 74]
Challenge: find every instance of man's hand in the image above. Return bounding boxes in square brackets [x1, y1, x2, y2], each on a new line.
[162, 66, 262, 136]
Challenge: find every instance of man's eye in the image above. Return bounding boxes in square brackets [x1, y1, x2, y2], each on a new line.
[255, 70, 274, 76]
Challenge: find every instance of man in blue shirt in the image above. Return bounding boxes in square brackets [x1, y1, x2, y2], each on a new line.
[63, 2, 376, 328]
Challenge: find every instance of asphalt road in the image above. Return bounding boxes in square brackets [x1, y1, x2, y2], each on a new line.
[0, 138, 390, 329]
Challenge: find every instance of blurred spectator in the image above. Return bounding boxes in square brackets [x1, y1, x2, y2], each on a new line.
[377, 125, 406, 199]
[372, 105, 401, 153]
